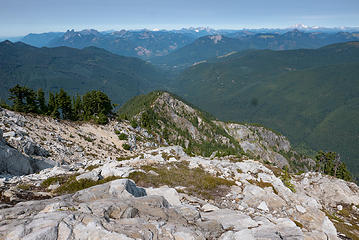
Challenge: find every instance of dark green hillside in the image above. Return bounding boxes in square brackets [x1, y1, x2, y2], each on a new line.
[151, 35, 245, 68]
[172, 42, 359, 177]
[0, 40, 166, 106]
[117, 91, 245, 158]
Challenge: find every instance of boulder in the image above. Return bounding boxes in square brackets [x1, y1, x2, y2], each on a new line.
[201, 203, 220, 212]
[76, 171, 102, 181]
[146, 186, 181, 206]
[202, 209, 258, 231]
[73, 179, 146, 202]
[0, 129, 35, 175]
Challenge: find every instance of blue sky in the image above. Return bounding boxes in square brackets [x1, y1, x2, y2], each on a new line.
[1, 0, 359, 37]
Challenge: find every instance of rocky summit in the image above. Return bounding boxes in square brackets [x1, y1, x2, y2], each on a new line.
[0, 93, 359, 240]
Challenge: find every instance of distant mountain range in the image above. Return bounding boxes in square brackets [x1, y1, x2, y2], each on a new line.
[16, 26, 359, 61]
[21, 29, 196, 59]
[170, 41, 359, 177]
[152, 30, 359, 67]
[0, 40, 165, 105]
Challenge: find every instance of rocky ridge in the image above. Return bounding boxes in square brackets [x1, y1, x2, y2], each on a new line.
[0, 93, 359, 239]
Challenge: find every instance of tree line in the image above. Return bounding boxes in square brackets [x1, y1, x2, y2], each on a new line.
[315, 151, 352, 181]
[5, 85, 113, 124]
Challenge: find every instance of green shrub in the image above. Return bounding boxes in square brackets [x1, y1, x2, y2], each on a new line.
[131, 120, 138, 128]
[17, 183, 31, 191]
[122, 143, 131, 150]
[118, 133, 128, 140]
[55, 176, 121, 194]
[280, 167, 296, 192]
[41, 175, 71, 188]
[95, 113, 109, 125]
[85, 164, 100, 171]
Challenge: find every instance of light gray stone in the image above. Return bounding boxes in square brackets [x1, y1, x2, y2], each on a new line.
[257, 201, 269, 212]
[202, 209, 258, 230]
[201, 203, 220, 212]
[76, 171, 102, 181]
[296, 205, 307, 213]
[146, 186, 181, 206]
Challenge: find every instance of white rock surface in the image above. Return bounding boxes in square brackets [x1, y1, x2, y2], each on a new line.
[146, 185, 181, 206]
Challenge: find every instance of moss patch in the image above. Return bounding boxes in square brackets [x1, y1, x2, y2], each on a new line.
[55, 176, 122, 194]
[85, 164, 100, 171]
[129, 161, 235, 200]
[247, 179, 278, 195]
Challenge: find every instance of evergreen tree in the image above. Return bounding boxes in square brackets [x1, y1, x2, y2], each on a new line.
[57, 89, 73, 120]
[37, 88, 47, 114]
[315, 151, 352, 181]
[47, 92, 55, 115]
[50, 92, 60, 118]
[82, 90, 112, 122]
[23, 87, 38, 113]
[9, 85, 38, 113]
[73, 94, 83, 121]
[9, 84, 26, 112]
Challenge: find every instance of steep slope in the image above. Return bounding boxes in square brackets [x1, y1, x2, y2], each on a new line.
[151, 35, 244, 68]
[152, 31, 359, 67]
[117, 91, 314, 170]
[172, 42, 359, 178]
[0, 40, 165, 105]
[1, 96, 359, 239]
[21, 32, 64, 47]
[46, 29, 196, 59]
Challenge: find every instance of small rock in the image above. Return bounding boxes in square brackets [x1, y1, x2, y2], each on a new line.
[76, 171, 102, 181]
[48, 182, 60, 190]
[148, 170, 159, 176]
[202, 203, 220, 212]
[337, 205, 343, 211]
[3, 131, 16, 138]
[296, 205, 307, 213]
[257, 201, 269, 212]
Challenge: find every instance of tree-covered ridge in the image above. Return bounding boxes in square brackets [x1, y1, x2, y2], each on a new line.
[2, 87, 353, 181]
[315, 151, 352, 181]
[4, 85, 113, 124]
[171, 41, 359, 179]
[117, 91, 245, 158]
[117, 91, 354, 181]
[0, 40, 166, 107]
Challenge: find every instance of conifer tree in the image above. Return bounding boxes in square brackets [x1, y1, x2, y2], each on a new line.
[73, 94, 83, 121]
[57, 89, 72, 120]
[37, 88, 47, 114]
[82, 90, 112, 121]
[9, 84, 26, 112]
[23, 87, 38, 113]
[50, 92, 60, 118]
[315, 151, 352, 181]
[47, 92, 56, 115]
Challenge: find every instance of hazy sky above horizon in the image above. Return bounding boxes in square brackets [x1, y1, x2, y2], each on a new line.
[1, 0, 359, 37]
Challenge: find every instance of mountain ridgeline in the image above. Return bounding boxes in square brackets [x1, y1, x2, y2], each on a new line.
[20, 29, 359, 64]
[171, 41, 359, 178]
[23, 29, 196, 59]
[1, 34, 359, 179]
[0, 40, 166, 106]
[117, 91, 320, 173]
[151, 30, 359, 68]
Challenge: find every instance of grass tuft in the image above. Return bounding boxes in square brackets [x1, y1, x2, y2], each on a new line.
[129, 161, 235, 200]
